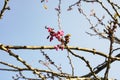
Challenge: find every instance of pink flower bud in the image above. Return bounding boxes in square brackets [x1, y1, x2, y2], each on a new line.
[59, 45, 64, 51]
[50, 36, 53, 42]
[54, 45, 59, 51]
[47, 27, 53, 32]
[57, 30, 64, 36]
[55, 34, 61, 41]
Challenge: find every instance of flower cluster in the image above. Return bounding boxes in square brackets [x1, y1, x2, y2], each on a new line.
[45, 26, 65, 51]
[46, 27, 64, 41]
[45, 26, 71, 51]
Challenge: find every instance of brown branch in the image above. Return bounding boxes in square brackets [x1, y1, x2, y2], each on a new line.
[96, 0, 115, 20]
[1, 44, 120, 79]
[104, 22, 116, 79]
[56, 0, 62, 30]
[67, 51, 74, 76]
[2, 53, 119, 80]
[0, 67, 92, 79]
[89, 26, 120, 44]
[82, 0, 97, 3]
[107, 0, 120, 19]
[1, 44, 120, 61]
[0, 44, 45, 80]
[112, 2, 120, 9]
[40, 49, 63, 72]
[12, 71, 41, 80]
[82, 53, 120, 77]
[77, 3, 94, 28]
[67, 0, 81, 11]
[0, 0, 10, 19]
[112, 47, 120, 53]
[65, 45, 99, 79]
[0, 60, 23, 70]
[104, 37, 113, 79]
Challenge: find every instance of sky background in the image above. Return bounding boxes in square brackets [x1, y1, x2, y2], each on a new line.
[0, 0, 120, 80]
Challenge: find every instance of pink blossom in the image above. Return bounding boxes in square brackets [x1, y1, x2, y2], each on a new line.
[55, 30, 64, 41]
[57, 30, 64, 36]
[50, 36, 53, 42]
[54, 44, 64, 51]
[46, 27, 65, 51]
[50, 32, 56, 36]
[59, 45, 64, 51]
[54, 45, 59, 51]
[47, 27, 53, 32]
[55, 34, 61, 41]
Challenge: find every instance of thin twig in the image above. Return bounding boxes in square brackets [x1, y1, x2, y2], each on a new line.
[40, 50, 63, 73]
[0, 0, 10, 19]
[65, 45, 99, 79]
[0, 68, 91, 79]
[67, 0, 81, 11]
[107, 0, 120, 19]
[112, 47, 120, 53]
[96, 0, 115, 20]
[56, 0, 62, 30]
[82, 0, 97, 3]
[67, 51, 74, 76]
[104, 22, 116, 79]
[77, 4, 94, 28]
[0, 44, 45, 80]
[82, 53, 120, 77]
[0, 60, 22, 70]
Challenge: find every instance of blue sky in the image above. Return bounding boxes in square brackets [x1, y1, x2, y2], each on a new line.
[0, 0, 120, 79]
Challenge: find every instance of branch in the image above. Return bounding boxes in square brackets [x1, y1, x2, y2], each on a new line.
[1, 44, 120, 61]
[40, 50, 63, 72]
[56, 0, 62, 30]
[96, 0, 115, 20]
[82, 0, 97, 3]
[88, 26, 120, 44]
[67, 51, 74, 76]
[0, 68, 91, 79]
[104, 20, 116, 79]
[77, 4, 94, 28]
[0, 0, 10, 19]
[82, 53, 120, 77]
[65, 45, 99, 79]
[107, 0, 120, 19]
[0, 60, 22, 70]
[0, 44, 45, 80]
[67, 0, 81, 11]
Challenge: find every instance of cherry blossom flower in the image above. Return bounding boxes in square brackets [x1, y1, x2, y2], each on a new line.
[55, 30, 64, 41]
[55, 34, 61, 41]
[47, 27, 53, 32]
[46, 27, 66, 51]
[50, 36, 53, 42]
[59, 44, 64, 51]
[57, 30, 64, 36]
[54, 45, 59, 51]
[54, 44, 64, 51]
